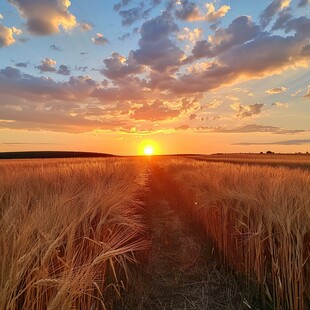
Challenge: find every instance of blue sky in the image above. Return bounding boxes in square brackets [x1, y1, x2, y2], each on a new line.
[0, 0, 310, 155]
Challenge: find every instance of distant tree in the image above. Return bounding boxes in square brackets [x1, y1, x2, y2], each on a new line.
[266, 151, 274, 154]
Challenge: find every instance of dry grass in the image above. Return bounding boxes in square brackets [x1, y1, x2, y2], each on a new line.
[162, 158, 310, 310]
[188, 153, 310, 169]
[0, 158, 149, 309]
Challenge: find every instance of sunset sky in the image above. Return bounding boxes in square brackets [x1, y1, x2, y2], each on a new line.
[0, 0, 309, 155]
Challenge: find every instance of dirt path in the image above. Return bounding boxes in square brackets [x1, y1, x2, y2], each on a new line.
[127, 160, 253, 310]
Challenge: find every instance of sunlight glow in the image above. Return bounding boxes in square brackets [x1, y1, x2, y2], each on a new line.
[139, 140, 159, 156]
[144, 145, 154, 155]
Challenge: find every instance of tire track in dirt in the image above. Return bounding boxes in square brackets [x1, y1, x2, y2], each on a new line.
[129, 159, 252, 310]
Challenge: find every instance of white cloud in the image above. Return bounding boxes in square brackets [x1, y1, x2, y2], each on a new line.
[92, 33, 109, 45]
[36, 58, 57, 73]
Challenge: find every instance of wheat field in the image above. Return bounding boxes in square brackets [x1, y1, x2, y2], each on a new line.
[0, 158, 149, 309]
[1, 156, 309, 309]
[162, 158, 310, 310]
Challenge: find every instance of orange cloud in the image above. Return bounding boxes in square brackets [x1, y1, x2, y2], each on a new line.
[132, 99, 181, 121]
[204, 3, 231, 22]
[266, 86, 288, 94]
[0, 24, 22, 47]
[175, 1, 230, 22]
[178, 27, 203, 43]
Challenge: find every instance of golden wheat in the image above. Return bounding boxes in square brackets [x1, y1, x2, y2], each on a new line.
[0, 158, 149, 310]
[162, 158, 310, 310]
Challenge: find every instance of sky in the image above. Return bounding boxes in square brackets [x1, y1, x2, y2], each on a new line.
[0, 0, 309, 155]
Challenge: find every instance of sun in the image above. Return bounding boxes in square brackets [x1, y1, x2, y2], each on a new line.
[144, 145, 154, 156]
[139, 140, 159, 156]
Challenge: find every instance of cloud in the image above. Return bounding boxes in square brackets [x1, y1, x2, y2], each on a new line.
[0, 66, 21, 79]
[0, 66, 99, 103]
[101, 52, 145, 81]
[175, 125, 190, 131]
[132, 99, 181, 121]
[301, 44, 310, 57]
[0, 24, 22, 47]
[113, 0, 132, 11]
[185, 16, 261, 63]
[50, 44, 62, 52]
[260, 0, 291, 28]
[92, 76, 147, 102]
[218, 35, 307, 74]
[0, 67, 129, 133]
[2, 3, 310, 135]
[15, 62, 29, 68]
[0, 65, 158, 134]
[175, 0, 201, 21]
[0, 14, 3, 19]
[202, 98, 222, 109]
[57, 64, 70, 76]
[298, 0, 309, 7]
[9, 0, 77, 35]
[271, 9, 292, 31]
[208, 16, 262, 53]
[272, 101, 288, 108]
[92, 33, 109, 45]
[2, 142, 61, 145]
[79, 21, 93, 31]
[230, 102, 264, 118]
[0, 62, 307, 135]
[272, 13, 310, 43]
[119, 27, 139, 41]
[133, 12, 184, 73]
[280, 16, 310, 39]
[119, 32, 131, 41]
[181, 97, 198, 112]
[175, 1, 230, 22]
[178, 27, 203, 43]
[189, 114, 197, 120]
[234, 139, 310, 145]
[151, 0, 161, 6]
[304, 85, 310, 97]
[169, 24, 310, 95]
[119, 5, 150, 26]
[0, 105, 125, 133]
[195, 124, 306, 134]
[75, 65, 88, 72]
[115, 0, 164, 26]
[266, 86, 288, 94]
[186, 40, 213, 62]
[36, 58, 57, 73]
[204, 2, 231, 22]
[291, 89, 302, 97]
